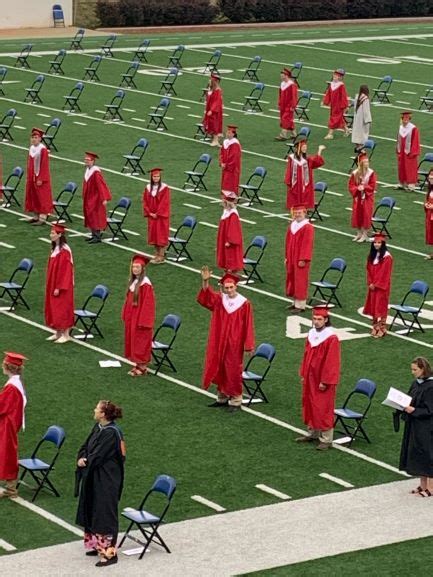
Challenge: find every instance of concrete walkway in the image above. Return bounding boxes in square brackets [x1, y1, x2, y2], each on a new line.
[1, 478, 432, 576]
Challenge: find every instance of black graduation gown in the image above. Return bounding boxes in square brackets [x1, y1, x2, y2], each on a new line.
[76, 423, 124, 536]
[399, 377, 433, 477]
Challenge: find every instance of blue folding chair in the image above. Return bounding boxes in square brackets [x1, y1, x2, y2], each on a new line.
[295, 90, 312, 121]
[52, 4, 65, 27]
[70, 28, 85, 51]
[309, 257, 347, 308]
[122, 138, 149, 174]
[48, 49, 66, 74]
[417, 153, 433, 190]
[344, 98, 355, 129]
[243, 82, 265, 112]
[53, 181, 77, 222]
[242, 343, 276, 405]
[243, 235, 267, 283]
[73, 285, 109, 340]
[419, 86, 433, 111]
[0, 67, 8, 96]
[63, 81, 84, 112]
[310, 181, 328, 221]
[183, 153, 212, 191]
[120, 61, 140, 88]
[242, 56, 261, 82]
[152, 314, 182, 375]
[334, 379, 377, 446]
[239, 167, 267, 205]
[372, 75, 393, 103]
[106, 197, 131, 241]
[0, 108, 17, 141]
[167, 216, 197, 262]
[18, 425, 66, 502]
[119, 474, 177, 559]
[291, 62, 303, 87]
[389, 280, 429, 334]
[100, 34, 116, 57]
[0, 258, 34, 310]
[147, 98, 170, 131]
[14, 44, 32, 69]
[285, 126, 311, 158]
[134, 39, 150, 62]
[0, 166, 23, 206]
[24, 74, 45, 103]
[167, 45, 185, 68]
[83, 55, 102, 81]
[41, 118, 62, 151]
[204, 49, 222, 74]
[350, 138, 376, 171]
[159, 68, 179, 96]
[371, 197, 396, 239]
[103, 89, 125, 121]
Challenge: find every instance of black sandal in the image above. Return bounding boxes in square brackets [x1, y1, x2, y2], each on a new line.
[95, 555, 118, 567]
[410, 486, 423, 494]
[416, 489, 432, 497]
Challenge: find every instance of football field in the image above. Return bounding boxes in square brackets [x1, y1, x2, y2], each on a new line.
[1, 20, 433, 575]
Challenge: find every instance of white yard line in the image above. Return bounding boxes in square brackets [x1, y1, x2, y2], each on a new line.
[0, 537, 16, 552]
[183, 203, 202, 209]
[191, 495, 226, 512]
[239, 217, 256, 224]
[319, 473, 354, 488]
[255, 484, 291, 500]
[0, 242, 15, 248]
[199, 221, 218, 228]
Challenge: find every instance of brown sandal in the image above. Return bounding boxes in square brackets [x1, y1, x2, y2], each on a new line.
[416, 489, 432, 497]
[128, 366, 148, 377]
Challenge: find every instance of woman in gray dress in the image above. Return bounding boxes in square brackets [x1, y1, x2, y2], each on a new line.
[351, 85, 372, 152]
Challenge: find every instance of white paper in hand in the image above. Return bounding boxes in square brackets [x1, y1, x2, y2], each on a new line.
[382, 387, 412, 411]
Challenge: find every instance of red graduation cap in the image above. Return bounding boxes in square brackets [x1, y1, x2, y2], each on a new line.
[227, 125, 238, 131]
[357, 153, 369, 164]
[85, 151, 99, 160]
[373, 233, 387, 242]
[149, 167, 163, 175]
[312, 307, 330, 318]
[211, 72, 221, 80]
[31, 127, 44, 137]
[282, 68, 292, 77]
[219, 272, 240, 286]
[292, 204, 307, 211]
[3, 352, 28, 366]
[400, 111, 412, 118]
[132, 254, 151, 266]
[52, 223, 66, 234]
[334, 68, 345, 76]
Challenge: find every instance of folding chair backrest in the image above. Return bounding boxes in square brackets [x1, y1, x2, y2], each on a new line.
[3, 108, 17, 125]
[407, 280, 429, 303]
[43, 424, 66, 448]
[329, 257, 346, 275]
[47, 117, 61, 132]
[17, 258, 34, 275]
[115, 89, 125, 100]
[251, 235, 267, 251]
[299, 91, 311, 103]
[381, 75, 392, 85]
[253, 82, 264, 94]
[315, 181, 327, 194]
[160, 98, 170, 110]
[180, 216, 197, 236]
[353, 378, 377, 399]
[364, 139, 376, 155]
[116, 196, 131, 211]
[5, 166, 23, 188]
[135, 138, 148, 153]
[197, 153, 211, 169]
[59, 181, 77, 197]
[298, 126, 311, 139]
[342, 379, 376, 414]
[138, 39, 150, 49]
[253, 166, 267, 179]
[375, 196, 395, 214]
[161, 313, 181, 332]
[152, 474, 177, 499]
[91, 55, 102, 67]
[421, 153, 433, 164]
[0, 67, 7, 81]
[73, 81, 84, 94]
[254, 342, 276, 362]
[83, 284, 109, 312]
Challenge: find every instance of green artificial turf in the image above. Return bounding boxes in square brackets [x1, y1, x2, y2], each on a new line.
[1, 21, 433, 566]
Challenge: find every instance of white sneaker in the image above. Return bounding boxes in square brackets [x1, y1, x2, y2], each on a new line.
[54, 335, 70, 344]
[46, 334, 58, 341]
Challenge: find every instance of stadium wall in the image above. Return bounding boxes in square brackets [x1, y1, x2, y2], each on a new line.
[0, 0, 73, 29]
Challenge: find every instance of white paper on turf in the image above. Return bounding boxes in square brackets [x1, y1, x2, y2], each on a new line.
[382, 387, 412, 411]
[99, 360, 122, 368]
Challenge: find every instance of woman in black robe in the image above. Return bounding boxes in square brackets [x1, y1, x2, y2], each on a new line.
[76, 400, 125, 567]
[399, 357, 433, 497]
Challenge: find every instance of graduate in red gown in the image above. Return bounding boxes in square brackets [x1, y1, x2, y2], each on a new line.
[197, 268, 255, 411]
[323, 69, 350, 140]
[216, 191, 244, 272]
[275, 68, 298, 141]
[121, 255, 155, 377]
[143, 168, 170, 264]
[348, 153, 377, 242]
[220, 125, 242, 196]
[285, 205, 314, 313]
[0, 352, 27, 499]
[363, 233, 393, 338]
[285, 137, 325, 210]
[297, 307, 341, 450]
[397, 111, 420, 191]
[424, 169, 433, 260]
[203, 73, 223, 147]
[45, 224, 74, 344]
[25, 127, 53, 225]
[82, 152, 112, 244]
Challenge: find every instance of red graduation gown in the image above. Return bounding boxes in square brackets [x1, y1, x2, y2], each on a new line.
[216, 209, 244, 271]
[45, 245, 75, 330]
[220, 138, 242, 195]
[25, 144, 53, 214]
[425, 189, 433, 245]
[285, 154, 324, 209]
[0, 379, 25, 480]
[143, 183, 170, 247]
[122, 279, 155, 364]
[323, 82, 349, 129]
[279, 80, 298, 131]
[363, 253, 393, 319]
[299, 329, 341, 430]
[348, 169, 376, 229]
[197, 287, 255, 397]
[203, 88, 223, 135]
[397, 124, 420, 185]
[82, 168, 112, 230]
[285, 219, 314, 300]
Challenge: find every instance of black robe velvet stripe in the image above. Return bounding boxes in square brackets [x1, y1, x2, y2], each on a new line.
[399, 377, 433, 477]
[76, 423, 124, 536]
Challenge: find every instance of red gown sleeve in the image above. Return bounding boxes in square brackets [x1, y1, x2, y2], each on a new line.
[38, 147, 51, 183]
[410, 127, 421, 157]
[364, 172, 377, 198]
[95, 171, 112, 202]
[226, 214, 242, 246]
[348, 174, 359, 198]
[320, 335, 341, 386]
[57, 250, 74, 292]
[210, 90, 222, 113]
[309, 155, 325, 170]
[157, 187, 170, 219]
[323, 87, 331, 106]
[197, 286, 220, 311]
[299, 340, 310, 378]
[243, 301, 255, 352]
[143, 189, 151, 217]
[373, 255, 393, 291]
[284, 157, 292, 185]
[299, 225, 314, 262]
[137, 284, 156, 329]
[224, 144, 241, 172]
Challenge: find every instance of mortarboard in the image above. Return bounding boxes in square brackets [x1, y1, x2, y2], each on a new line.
[312, 307, 330, 318]
[219, 272, 240, 286]
[3, 352, 28, 366]
[85, 151, 99, 160]
[31, 127, 44, 137]
[132, 254, 151, 266]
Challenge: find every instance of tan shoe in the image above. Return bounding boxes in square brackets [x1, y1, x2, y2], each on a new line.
[295, 435, 316, 443]
[316, 442, 332, 451]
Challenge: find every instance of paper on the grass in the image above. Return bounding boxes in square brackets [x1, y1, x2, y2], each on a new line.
[382, 387, 412, 411]
[99, 359, 122, 368]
